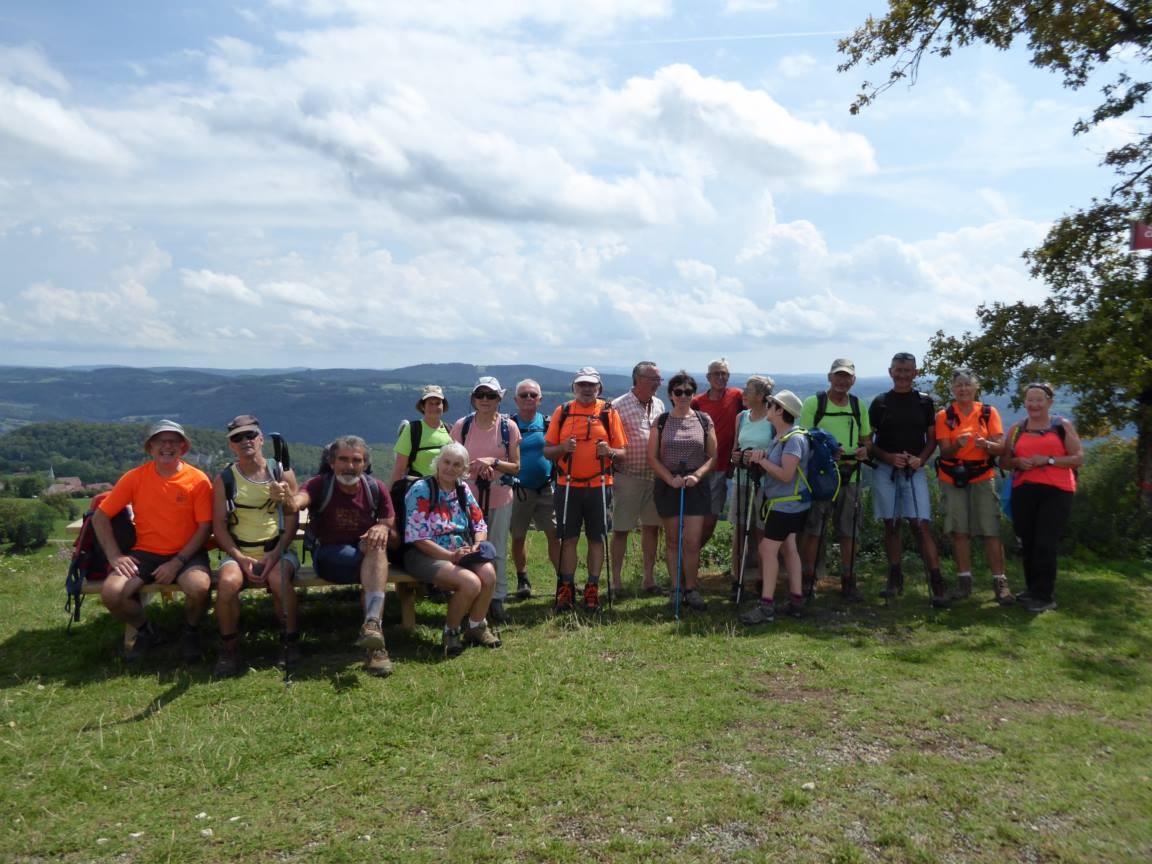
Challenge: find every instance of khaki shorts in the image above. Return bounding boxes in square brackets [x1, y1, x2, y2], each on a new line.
[942, 478, 1002, 536]
[510, 485, 556, 539]
[704, 472, 727, 518]
[611, 472, 660, 530]
[802, 483, 861, 540]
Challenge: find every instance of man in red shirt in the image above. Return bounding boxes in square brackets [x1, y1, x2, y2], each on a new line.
[692, 358, 744, 550]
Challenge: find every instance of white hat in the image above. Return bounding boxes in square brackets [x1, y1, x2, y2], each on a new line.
[573, 366, 601, 385]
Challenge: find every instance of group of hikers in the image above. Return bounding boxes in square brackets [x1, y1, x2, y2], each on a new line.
[87, 353, 1083, 679]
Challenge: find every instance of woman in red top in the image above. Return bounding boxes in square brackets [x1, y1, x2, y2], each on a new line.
[1000, 382, 1083, 612]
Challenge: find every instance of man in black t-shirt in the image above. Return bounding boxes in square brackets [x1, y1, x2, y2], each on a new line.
[868, 352, 949, 606]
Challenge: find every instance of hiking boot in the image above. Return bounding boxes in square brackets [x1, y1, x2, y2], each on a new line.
[554, 582, 575, 613]
[443, 627, 464, 658]
[949, 574, 973, 601]
[683, 588, 708, 611]
[840, 576, 863, 602]
[929, 574, 950, 608]
[740, 601, 775, 625]
[279, 636, 302, 671]
[784, 598, 805, 618]
[583, 583, 601, 612]
[992, 576, 1014, 606]
[180, 627, 203, 663]
[213, 643, 242, 679]
[514, 575, 532, 600]
[1025, 597, 1057, 613]
[356, 617, 385, 651]
[1015, 590, 1034, 605]
[123, 624, 158, 664]
[801, 576, 817, 603]
[463, 621, 502, 649]
[487, 599, 511, 625]
[364, 647, 394, 677]
[878, 569, 904, 599]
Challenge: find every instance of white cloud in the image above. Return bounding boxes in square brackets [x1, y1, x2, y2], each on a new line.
[0, 81, 135, 170]
[181, 269, 263, 305]
[0, 44, 69, 92]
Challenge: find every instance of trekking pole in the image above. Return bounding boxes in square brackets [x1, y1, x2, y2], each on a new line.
[599, 451, 613, 611]
[271, 432, 294, 687]
[731, 459, 744, 600]
[845, 419, 860, 590]
[477, 476, 492, 525]
[674, 460, 687, 620]
[735, 461, 758, 606]
[810, 507, 829, 602]
[906, 464, 934, 591]
[555, 454, 573, 608]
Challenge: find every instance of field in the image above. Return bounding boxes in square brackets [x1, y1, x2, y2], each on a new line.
[1, 530, 1149, 863]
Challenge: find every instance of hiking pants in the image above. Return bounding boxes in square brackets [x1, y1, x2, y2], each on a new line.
[1010, 482, 1073, 603]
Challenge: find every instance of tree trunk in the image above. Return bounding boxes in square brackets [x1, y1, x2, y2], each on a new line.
[1139, 389, 1152, 514]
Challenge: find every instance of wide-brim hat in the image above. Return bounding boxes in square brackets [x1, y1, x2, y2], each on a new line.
[145, 419, 189, 449]
[416, 385, 448, 412]
[573, 366, 601, 386]
[770, 390, 804, 419]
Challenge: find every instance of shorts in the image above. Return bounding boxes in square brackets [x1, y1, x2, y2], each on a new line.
[314, 543, 368, 585]
[219, 547, 300, 587]
[131, 549, 211, 584]
[611, 472, 660, 530]
[802, 484, 861, 540]
[402, 546, 455, 584]
[554, 484, 609, 542]
[704, 472, 727, 517]
[654, 478, 712, 519]
[941, 479, 1001, 536]
[762, 508, 809, 542]
[872, 466, 932, 521]
[510, 485, 556, 539]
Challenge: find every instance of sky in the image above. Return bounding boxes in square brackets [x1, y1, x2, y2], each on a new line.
[0, 1, 1128, 379]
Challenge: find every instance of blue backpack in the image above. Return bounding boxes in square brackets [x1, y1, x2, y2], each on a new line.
[763, 427, 842, 515]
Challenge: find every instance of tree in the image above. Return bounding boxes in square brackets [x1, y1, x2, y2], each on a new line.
[839, 1, 1152, 510]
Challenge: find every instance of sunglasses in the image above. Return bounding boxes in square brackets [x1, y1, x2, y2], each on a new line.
[229, 430, 259, 442]
[517, 392, 540, 399]
[474, 391, 500, 400]
[671, 388, 695, 397]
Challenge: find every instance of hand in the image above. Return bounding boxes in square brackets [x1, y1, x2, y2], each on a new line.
[474, 458, 495, 481]
[110, 554, 139, 580]
[683, 474, 699, 488]
[957, 432, 972, 448]
[892, 452, 909, 469]
[359, 524, 389, 551]
[564, 437, 577, 454]
[595, 440, 610, 459]
[248, 554, 273, 586]
[153, 557, 182, 585]
[732, 448, 743, 466]
[853, 445, 868, 462]
[974, 436, 991, 451]
[906, 454, 922, 471]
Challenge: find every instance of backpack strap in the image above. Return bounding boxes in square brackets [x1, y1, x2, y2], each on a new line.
[814, 391, 829, 427]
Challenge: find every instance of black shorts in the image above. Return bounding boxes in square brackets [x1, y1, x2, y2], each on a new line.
[653, 479, 712, 519]
[761, 509, 808, 542]
[130, 549, 211, 584]
[554, 485, 609, 542]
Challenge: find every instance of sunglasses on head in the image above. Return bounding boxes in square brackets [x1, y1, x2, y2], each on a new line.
[892, 352, 916, 363]
[671, 387, 695, 397]
[229, 430, 259, 442]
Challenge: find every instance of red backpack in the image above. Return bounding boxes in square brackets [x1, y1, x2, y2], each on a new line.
[65, 493, 135, 629]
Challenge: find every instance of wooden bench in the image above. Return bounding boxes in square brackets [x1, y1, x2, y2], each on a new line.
[79, 566, 423, 631]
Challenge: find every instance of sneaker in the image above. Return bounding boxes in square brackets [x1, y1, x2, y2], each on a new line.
[514, 575, 532, 600]
[443, 627, 464, 658]
[929, 574, 950, 608]
[784, 599, 805, 618]
[992, 576, 1014, 606]
[554, 582, 575, 613]
[463, 621, 502, 648]
[840, 577, 864, 602]
[213, 644, 242, 679]
[278, 637, 303, 671]
[487, 598, 511, 625]
[180, 627, 203, 663]
[1025, 597, 1057, 613]
[683, 588, 708, 611]
[583, 583, 601, 612]
[642, 583, 669, 597]
[930, 595, 951, 609]
[356, 618, 385, 651]
[1015, 590, 1034, 604]
[740, 602, 775, 625]
[364, 647, 394, 677]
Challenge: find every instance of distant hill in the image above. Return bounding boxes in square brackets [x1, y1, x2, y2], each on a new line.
[0, 364, 1033, 450]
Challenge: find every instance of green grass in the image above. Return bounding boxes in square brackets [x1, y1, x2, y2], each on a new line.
[1, 540, 1150, 863]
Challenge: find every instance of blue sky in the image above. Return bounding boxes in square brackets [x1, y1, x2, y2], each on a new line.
[0, 1, 1124, 378]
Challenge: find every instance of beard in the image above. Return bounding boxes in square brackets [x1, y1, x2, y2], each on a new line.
[335, 472, 361, 487]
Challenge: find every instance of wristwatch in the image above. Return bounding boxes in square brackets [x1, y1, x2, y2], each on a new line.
[1046, 456, 1056, 466]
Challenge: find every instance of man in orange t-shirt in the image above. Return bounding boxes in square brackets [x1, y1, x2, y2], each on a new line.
[94, 420, 213, 663]
[544, 367, 627, 612]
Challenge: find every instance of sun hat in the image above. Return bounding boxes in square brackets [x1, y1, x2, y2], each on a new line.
[829, 359, 855, 375]
[145, 419, 189, 448]
[416, 385, 449, 412]
[769, 390, 804, 419]
[471, 376, 505, 398]
[573, 366, 601, 385]
[226, 414, 261, 436]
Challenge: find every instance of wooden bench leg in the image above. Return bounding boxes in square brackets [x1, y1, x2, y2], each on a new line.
[395, 582, 417, 630]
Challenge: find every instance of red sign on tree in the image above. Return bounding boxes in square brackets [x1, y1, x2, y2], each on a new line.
[1130, 222, 1152, 250]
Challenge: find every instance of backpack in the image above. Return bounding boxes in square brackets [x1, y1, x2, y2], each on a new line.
[936, 402, 996, 487]
[1000, 417, 1070, 519]
[303, 446, 384, 562]
[460, 412, 511, 458]
[390, 475, 473, 562]
[219, 459, 284, 531]
[655, 410, 712, 454]
[872, 390, 934, 438]
[65, 492, 136, 629]
[402, 419, 451, 477]
[760, 427, 842, 518]
[813, 391, 862, 434]
[554, 399, 618, 483]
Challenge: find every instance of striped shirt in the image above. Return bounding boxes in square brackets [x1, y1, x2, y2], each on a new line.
[612, 390, 665, 479]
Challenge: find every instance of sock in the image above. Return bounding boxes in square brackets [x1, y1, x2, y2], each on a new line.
[364, 591, 386, 620]
[443, 625, 459, 636]
[790, 593, 805, 605]
[468, 618, 485, 629]
[585, 574, 600, 586]
[992, 574, 1006, 580]
[559, 573, 575, 585]
[761, 597, 775, 606]
[516, 571, 528, 580]
[957, 570, 972, 579]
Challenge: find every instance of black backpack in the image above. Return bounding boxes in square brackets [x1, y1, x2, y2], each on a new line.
[303, 445, 384, 562]
[402, 419, 451, 478]
[65, 493, 135, 629]
[813, 391, 862, 436]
